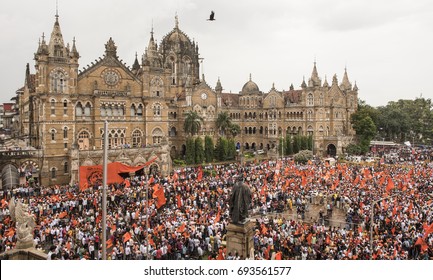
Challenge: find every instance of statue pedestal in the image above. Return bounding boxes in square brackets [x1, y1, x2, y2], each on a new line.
[226, 220, 255, 259]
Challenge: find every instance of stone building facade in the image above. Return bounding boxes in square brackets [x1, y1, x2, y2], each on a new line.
[16, 14, 358, 186]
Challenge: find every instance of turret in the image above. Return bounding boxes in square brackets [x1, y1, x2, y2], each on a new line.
[340, 68, 352, 91]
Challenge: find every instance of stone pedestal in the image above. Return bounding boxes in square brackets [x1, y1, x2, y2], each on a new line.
[0, 248, 47, 260]
[226, 220, 255, 259]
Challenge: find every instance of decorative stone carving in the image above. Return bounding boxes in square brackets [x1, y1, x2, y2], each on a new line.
[9, 199, 36, 249]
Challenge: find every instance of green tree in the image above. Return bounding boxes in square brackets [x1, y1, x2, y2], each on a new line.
[183, 111, 203, 136]
[227, 138, 237, 160]
[215, 137, 229, 161]
[299, 135, 308, 150]
[278, 137, 285, 157]
[185, 137, 196, 164]
[285, 134, 293, 155]
[293, 135, 300, 154]
[195, 137, 204, 164]
[216, 111, 232, 136]
[307, 135, 313, 151]
[228, 123, 241, 138]
[204, 135, 214, 163]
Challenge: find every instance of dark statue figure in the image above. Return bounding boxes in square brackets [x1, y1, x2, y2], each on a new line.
[229, 180, 252, 224]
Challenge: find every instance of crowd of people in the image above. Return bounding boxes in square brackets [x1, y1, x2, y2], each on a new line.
[0, 156, 432, 260]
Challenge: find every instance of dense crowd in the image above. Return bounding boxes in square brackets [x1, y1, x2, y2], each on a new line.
[0, 156, 432, 260]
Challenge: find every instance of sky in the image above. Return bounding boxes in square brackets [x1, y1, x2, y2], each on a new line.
[1, 0, 433, 107]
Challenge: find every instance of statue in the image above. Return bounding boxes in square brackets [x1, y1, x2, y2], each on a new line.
[229, 180, 252, 224]
[8, 199, 36, 249]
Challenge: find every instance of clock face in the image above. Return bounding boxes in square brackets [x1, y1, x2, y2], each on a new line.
[104, 70, 120, 86]
[201, 93, 208, 100]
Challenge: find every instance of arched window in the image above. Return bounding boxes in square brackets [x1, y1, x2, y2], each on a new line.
[64, 162, 69, 174]
[63, 100, 68, 115]
[137, 104, 143, 117]
[76, 102, 84, 117]
[153, 103, 161, 117]
[169, 127, 177, 137]
[51, 129, 56, 141]
[152, 128, 164, 144]
[63, 127, 68, 139]
[51, 167, 57, 179]
[84, 103, 91, 116]
[132, 129, 142, 148]
[50, 100, 56, 115]
[307, 110, 313, 120]
[50, 70, 67, 93]
[319, 93, 324, 106]
[307, 93, 314, 106]
[78, 131, 90, 150]
[130, 104, 136, 117]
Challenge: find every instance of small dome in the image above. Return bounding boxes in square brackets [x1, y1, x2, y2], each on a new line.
[241, 75, 260, 94]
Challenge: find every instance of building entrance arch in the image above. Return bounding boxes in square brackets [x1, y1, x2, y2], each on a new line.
[327, 144, 337, 157]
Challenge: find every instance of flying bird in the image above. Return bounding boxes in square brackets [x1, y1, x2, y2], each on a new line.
[207, 11, 215, 21]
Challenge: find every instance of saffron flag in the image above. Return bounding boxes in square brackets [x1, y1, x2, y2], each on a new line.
[58, 211, 68, 219]
[123, 232, 132, 243]
[152, 186, 166, 209]
[386, 177, 395, 192]
[197, 168, 203, 181]
[424, 223, 433, 238]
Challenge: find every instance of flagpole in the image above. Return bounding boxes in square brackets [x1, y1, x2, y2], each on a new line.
[102, 120, 108, 260]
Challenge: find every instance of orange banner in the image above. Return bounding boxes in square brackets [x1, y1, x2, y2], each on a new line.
[79, 159, 157, 191]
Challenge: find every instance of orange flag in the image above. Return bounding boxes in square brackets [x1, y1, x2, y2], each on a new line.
[176, 194, 182, 208]
[124, 178, 131, 188]
[177, 223, 186, 233]
[353, 176, 360, 185]
[123, 232, 132, 243]
[301, 175, 307, 187]
[197, 168, 203, 181]
[214, 211, 221, 224]
[152, 186, 166, 209]
[106, 239, 113, 249]
[415, 237, 428, 252]
[386, 177, 395, 192]
[58, 211, 68, 219]
[424, 223, 433, 238]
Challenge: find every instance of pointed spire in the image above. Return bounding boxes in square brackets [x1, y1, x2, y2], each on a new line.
[55, 0, 59, 23]
[340, 67, 352, 90]
[215, 77, 222, 92]
[309, 61, 321, 87]
[36, 33, 49, 56]
[332, 74, 338, 86]
[48, 12, 66, 58]
[289, 83, 294, 91]
[175, 12, 179, 29]
[323, 75, 329, 87]
[132, 52, 140, 71]
[271, 82, 275, 90]
[70, 37, 79, 59]
[301, 76, 307, 88]
[249, 73, 252, 81]
[353, 81, 358, 91]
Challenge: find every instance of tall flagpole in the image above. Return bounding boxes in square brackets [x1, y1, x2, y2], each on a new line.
[102, 120, 108, 260]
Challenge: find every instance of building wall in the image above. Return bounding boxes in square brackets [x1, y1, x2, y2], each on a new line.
[16, 15, 358, 186]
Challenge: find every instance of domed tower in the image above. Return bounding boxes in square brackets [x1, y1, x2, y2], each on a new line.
[159, 15, 200, 87]
[241, 74, 260, 95]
